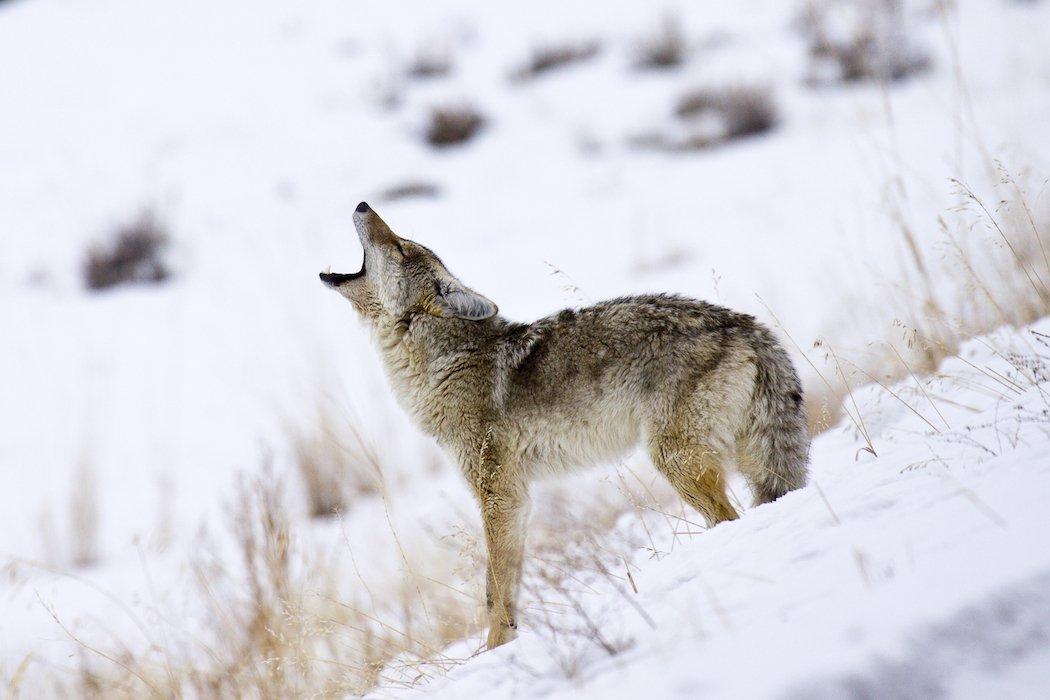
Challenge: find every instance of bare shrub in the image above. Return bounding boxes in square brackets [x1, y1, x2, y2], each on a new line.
[509, 476, 673, 680]
[510, 40, 600, 82]
[83, 210, 171, 291]
[424, 105, 485, 148]
[800, 0, 930, 86]
[378, 180, 441, 203]
[290, 405, 382, 518]
[520, 555, 635, 680]
[633, 16, 686, 70]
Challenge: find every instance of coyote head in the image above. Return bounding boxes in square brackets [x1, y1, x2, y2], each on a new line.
[320, 202, 498, 324]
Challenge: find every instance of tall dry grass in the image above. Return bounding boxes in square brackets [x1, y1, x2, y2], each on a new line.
[288, 402, 383, 519]
[801, 164, 1050, 435]
[23, 464, 486, 698]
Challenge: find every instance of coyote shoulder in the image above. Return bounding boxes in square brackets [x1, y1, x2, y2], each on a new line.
[322, 203, 810, 649]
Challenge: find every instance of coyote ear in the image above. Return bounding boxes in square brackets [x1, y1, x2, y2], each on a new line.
[432, 277, 498, 321]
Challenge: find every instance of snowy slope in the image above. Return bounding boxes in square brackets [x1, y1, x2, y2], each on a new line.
[2, 0, 1050, 694]
[400, 320, 1050, 699]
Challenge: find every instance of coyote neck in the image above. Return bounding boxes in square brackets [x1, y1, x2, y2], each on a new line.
[373, 313, 500, 441]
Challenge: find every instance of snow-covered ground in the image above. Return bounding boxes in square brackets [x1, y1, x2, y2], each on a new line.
[2, 0, 1050, 695]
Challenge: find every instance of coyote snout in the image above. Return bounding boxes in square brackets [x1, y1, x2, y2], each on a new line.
[322, 204, 810, 649]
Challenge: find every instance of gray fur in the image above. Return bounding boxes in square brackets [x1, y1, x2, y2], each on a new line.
[321, 204, 810, 648]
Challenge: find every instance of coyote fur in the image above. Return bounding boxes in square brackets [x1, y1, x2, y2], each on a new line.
[321, 203, 810, 649]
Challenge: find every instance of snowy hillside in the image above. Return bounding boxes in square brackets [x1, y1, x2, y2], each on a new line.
[2, 0, 1050, 696]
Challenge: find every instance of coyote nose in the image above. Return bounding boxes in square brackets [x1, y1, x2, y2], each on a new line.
[356, 201, 370, 213]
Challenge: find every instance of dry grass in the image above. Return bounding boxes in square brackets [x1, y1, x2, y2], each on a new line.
[289, 403, 382, 519]
[31, 466, 485, 698]
[424, 105, 485, 148]
[889, 173, 1050, 365]
[801, 164, 1050, 434]
[799, 0, 930, 86]
[83, 210, 170, 291]
[19, 450, 688, 698]
[510, 40, 600, 83]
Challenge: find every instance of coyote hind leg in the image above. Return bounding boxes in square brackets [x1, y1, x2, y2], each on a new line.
[649, 431, 739, 528]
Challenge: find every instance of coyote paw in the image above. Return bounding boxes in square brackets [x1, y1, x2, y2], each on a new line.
[486, 622, 518, 649]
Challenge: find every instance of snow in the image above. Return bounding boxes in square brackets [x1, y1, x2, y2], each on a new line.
[2, 0, 1050, 695]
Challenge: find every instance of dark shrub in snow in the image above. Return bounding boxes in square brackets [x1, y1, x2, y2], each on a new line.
[675, 85, 778, 141]
[83, 211, 171, 290]
[510, 40, 600, 82]
[424, 105, 485, 148]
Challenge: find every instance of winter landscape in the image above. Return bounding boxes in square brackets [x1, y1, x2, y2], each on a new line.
[2, 0, 1049, 696]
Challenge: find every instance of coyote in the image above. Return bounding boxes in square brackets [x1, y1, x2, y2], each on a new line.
[321, 203, 810, 649]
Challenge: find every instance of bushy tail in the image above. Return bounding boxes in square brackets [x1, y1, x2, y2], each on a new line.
[740, 328, 811, 505]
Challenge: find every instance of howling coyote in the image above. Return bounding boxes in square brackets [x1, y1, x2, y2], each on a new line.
[321, 203, 810, 649]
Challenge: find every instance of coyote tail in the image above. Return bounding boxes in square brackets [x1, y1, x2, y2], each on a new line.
[743, 330, 810, 504]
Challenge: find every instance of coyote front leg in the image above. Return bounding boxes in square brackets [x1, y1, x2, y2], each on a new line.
[481, 490, 526, 648]
[474, 461, 527, 649]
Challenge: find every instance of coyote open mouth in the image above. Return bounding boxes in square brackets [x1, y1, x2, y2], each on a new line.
[319, 254, 365, 286]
